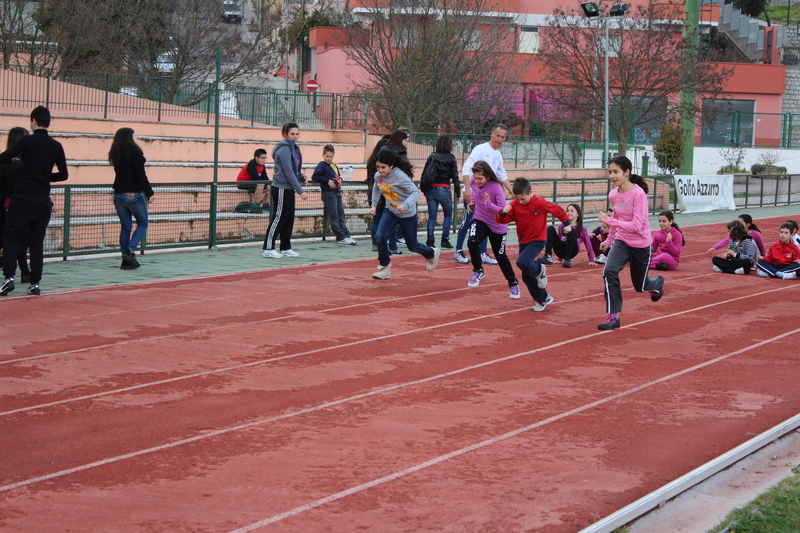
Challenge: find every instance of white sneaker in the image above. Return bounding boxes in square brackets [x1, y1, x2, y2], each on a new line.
[262, 249, 283, 258]
[426, 247, 442, 272]
[734, 267, 746, 275]
[784, 271, 797, 280]
[453, 251, 469, 264]
[372, 264, 391, 280]
[533, 294, 554, 312]
[344, 237, 357, 245]
[757, 270, 770, 277]
[713, 265, 723, 273]
[596, 254, 606, 264]
[536, 264, 548, 289]
[481, 253, 498, 265]
[281, 249, 300, 257]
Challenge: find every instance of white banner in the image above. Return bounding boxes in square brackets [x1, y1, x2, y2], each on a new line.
[673, 175, 736, 213]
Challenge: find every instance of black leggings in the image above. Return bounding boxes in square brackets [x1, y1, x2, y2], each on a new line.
[467, 219, 517, 285]
[545, 225, 578, 260]
[712, 256, 752, 274]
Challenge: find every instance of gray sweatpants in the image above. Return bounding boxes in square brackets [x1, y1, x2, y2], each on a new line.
[603, 240, 663, 314]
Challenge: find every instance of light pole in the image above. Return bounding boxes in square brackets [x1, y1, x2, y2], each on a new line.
[580, 2, 629, 166]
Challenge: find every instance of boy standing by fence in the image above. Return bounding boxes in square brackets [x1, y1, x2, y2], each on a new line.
[312, 144, 356, 245]
[1, 106, 68, 296]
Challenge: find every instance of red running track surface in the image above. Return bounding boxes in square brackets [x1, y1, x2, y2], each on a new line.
[1, 216, 799, 532]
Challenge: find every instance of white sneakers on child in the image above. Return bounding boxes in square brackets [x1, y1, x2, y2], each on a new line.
[373, 264, 391, 280]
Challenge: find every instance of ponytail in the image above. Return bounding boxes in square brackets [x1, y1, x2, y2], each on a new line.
[629, 174, 649, 194]
[608, 155, 648, 193]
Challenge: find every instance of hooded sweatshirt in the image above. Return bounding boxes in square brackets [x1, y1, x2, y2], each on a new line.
[271, 139, 305, 194]
[371, 167, 419, 219]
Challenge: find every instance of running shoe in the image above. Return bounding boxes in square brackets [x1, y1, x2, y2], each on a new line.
[481, 253, 498, 265]
[468, 270, 485, 288]
[281, 249, 300, 257]
[509, 285, 521, 299]
[784, 272, 797, 280]
[262, 249, 283, 258]
[597, 314, 621, 330]
[532, 294, 554, 312]
[440, 238, 453, 249]
[650, 275, 665, 302]
[27, 284, 41, 295]
[1, 278, 14, 296]
[713, 265, 723, 273]
[453, 251, 469, 264]
[536, 264, 548, 289]
[596, 254, 606, 264]
[537, 254, 553, 265]
[734, 267, 746, 275]
[372, 264, 391, 280]
[426, 247, 442, 272]
[562, 258, 572, 268]
[757, 270, 770, 277]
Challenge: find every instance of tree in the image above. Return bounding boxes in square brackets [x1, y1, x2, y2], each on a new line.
[734, 0, 769, 25]
[339, 0, 524, 133]
[537, 3, 732, 156]
[653, 120, 684, 174]
[0, 0, 47, 70]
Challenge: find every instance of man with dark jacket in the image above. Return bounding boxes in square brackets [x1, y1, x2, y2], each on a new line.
[0, 106, 68, 296]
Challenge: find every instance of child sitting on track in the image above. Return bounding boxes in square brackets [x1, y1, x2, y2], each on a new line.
[755, 223, 800, 280]
[538, 203, 596, 268]
[708, 213, 766, 258]
[589, 211, 612, 264]
[786, 220, 800, 250]
[465, 161, 520, 299]
[496, 177, 569, 312]
[710, 219, 758, 275]
[649, 210, 685, 271]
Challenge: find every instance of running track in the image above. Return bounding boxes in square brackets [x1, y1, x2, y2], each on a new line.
[1, 216, 799, 532]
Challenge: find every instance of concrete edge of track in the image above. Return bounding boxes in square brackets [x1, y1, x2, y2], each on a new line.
[578, 413, 800, 533]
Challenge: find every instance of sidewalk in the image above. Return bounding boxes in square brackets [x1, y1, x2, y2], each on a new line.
[18, 204, 797, 295]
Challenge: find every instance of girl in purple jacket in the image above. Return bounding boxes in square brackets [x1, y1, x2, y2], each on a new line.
[465, 161, 521, 299]
[650, 210, 685, 271]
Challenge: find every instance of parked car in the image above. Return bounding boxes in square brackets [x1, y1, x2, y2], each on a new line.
[222, 0, 243, 23]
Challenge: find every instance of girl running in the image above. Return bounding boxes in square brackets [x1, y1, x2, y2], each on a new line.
[538, 203, 596, 268]
[708, 213, 766, 258]
[649, 210, 685, 271]
[465, 161, 520, 298]
[597, 156, 664, 331]
[369, 149, 441, 280]
[711, 219, 757, 275]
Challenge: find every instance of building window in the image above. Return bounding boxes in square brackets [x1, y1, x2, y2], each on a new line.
[519, 27, 539, 54]
[701, 99, 756, 146]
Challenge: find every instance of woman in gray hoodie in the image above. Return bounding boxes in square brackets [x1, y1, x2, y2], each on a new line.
[369, 149, 441, 280]
[262, 123, 308, 258]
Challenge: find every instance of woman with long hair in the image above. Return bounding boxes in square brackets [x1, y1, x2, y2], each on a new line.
[262, 122, 308, 258]
[0, 127, 31, 281]
[422, 135, 460, 249]
[369, 149, 440, 279]
[109, 127, 154, 270]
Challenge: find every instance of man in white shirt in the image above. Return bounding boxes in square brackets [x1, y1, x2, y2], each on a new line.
[454, 124, 512, 264]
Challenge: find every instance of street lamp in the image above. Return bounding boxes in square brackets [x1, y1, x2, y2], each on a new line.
[580, 2, 629, 166]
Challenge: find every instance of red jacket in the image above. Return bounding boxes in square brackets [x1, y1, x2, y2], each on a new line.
[765, 240, 800, 266]
[495, 196, 569, 243]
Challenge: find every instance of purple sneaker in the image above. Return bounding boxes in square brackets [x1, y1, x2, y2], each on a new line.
[509, 285, 520, 299]
[468, 270, 485, 288]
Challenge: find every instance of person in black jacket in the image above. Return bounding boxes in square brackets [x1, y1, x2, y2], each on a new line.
[422, 135, 460, 249]
[109, 127, 154, 270]
[0, 127, 32, 283]
[0, 106, 68, 296]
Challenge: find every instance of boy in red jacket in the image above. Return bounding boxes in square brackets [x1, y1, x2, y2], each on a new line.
[756, 223, 800, 279]
[496, 178, 569, 311]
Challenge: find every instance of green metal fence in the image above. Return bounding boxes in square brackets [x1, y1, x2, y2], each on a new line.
[43, 177, 690, 259]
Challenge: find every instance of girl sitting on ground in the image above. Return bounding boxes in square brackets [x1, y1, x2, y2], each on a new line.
[710, 219, 758, 275]
[538, 203, 596, 268]
[708, 213, 766, 258]
[650, 210, 685, 271]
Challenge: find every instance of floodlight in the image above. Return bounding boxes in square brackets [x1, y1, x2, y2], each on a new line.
[609, 3, 630, 17]
[580, 2, 601, 18]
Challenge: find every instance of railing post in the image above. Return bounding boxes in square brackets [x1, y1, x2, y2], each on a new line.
[157, 79, 163, 122]
[744, 174, 750, 208]
[363, 94, 369, 133]
[62, 187, 71, 260]
[45, 75, 51, 108]
[250, 88, 256, 126]
[209, 183, 218, 248]
[103, 73, 110, 119]
[331, 94, 337, 130]
[759, 176, 764, 207]
[580, 179, 586, 214]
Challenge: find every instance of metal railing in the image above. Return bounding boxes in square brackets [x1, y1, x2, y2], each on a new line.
[44, 177, 685, 259]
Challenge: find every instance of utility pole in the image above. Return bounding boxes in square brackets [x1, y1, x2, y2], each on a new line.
[679, 0, 699, 174]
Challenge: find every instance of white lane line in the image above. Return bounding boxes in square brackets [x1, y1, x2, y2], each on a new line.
[1, 287, 796, 494]
[0, 273, 773, 417]
[224, 326, 800, 532]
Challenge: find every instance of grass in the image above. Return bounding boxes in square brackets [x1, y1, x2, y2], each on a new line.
[764, 6, 800, 26]
[705, 466, 800, 533]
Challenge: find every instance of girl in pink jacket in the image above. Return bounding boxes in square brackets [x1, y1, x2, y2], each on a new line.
[650, 210, 685, 271]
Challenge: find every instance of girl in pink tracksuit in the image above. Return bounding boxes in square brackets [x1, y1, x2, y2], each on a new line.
[650, 210, 685, 271]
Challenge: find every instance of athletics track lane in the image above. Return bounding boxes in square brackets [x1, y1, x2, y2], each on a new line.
[1, 217, 799, 532]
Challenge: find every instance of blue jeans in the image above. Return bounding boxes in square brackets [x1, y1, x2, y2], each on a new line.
[455, 201, 487, 255]
[371, 206, 398, 250]
[375, 210, 434, 266]
[517, 240, 549, 305]
[425, 187, 453, 240]
[114, 193, 149, 254]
